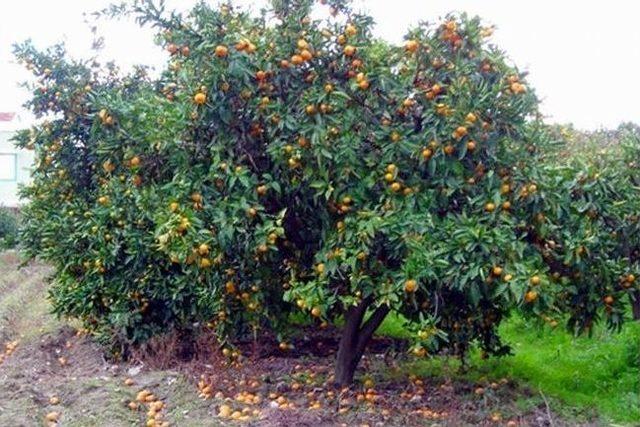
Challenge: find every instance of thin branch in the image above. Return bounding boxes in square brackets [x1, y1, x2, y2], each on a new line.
[539, 389, 555, 427]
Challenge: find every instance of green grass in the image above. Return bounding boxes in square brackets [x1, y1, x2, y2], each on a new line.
[378, 313, 640, 424]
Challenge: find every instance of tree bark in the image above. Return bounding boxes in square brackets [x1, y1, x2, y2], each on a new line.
[334, 300, 390, 386]
[630, 290, 640, 321]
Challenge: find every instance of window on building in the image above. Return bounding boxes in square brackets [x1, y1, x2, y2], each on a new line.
[0, 153, 17, 181]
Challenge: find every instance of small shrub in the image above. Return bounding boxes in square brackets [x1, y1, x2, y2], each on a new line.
[0, 207, 19, 249]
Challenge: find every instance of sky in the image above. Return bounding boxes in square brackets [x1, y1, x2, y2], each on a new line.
[1, 0, 639, 130]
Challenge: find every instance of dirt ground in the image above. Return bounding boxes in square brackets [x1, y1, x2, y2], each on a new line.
[0, 251, 603, 427]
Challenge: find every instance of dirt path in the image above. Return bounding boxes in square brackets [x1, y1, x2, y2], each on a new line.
[0, 251, 219, 427]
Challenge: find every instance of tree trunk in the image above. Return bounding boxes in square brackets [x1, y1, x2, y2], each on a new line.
[630, 290, 640, 321]
[334, 300, 390, 386]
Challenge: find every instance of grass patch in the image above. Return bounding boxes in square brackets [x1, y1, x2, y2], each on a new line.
[379, 313, 640, 424]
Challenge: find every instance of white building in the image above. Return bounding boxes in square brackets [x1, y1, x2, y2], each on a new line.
[0, 112, 33, 207]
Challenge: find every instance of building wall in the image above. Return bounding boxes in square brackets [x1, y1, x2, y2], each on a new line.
[0, 130, 33, 207]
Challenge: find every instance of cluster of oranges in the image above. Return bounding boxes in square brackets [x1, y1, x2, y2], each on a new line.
[507, 75, 527, 95]
[128, 386, 169, 427]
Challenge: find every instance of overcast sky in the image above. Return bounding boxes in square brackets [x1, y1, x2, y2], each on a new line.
[1, 0, 639, 130]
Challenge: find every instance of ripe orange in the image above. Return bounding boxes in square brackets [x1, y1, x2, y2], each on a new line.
[358, 79, 370, 90]
[603, 295, 614, 305]
[225, 281, 236, 294]
[443, 144, 455, 155]
[256, 185, 267, 196]
[530, 276, 541, 286]
[454, 126, 467, 139]
[524, 290, 538, 303]
[129, 156, 141, 167]
[45, 412, 60, 422]
[405, 40, 419, 53]
[291, 54, 303, 65]
[422, 148, 433, 159]
[300, 49, 313, 61]
[343, 45, 356, 56]
[198, 243, 210, 256]
[405, 279, 418, 292]
[502, 201, 511, 210]
[345, 24, 357, 37]
[466, 141, 476, 151]
[492, 266, 503, 276]
[485, 202, 496, 212]
[194, 92, 206, 105]
[214, 45, 228, 57]
[167, 43, 178, 54]
[311, 307, 321, 317]
[390, 182, 402, 192]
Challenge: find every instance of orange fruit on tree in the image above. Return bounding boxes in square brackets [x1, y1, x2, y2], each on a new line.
[405, 279, 418, 293]
[343, 45, 356, 56]
[214, 45, 228, 57]
[300, 49, 313, 61]
[524, 290, 538, 303]
[345, 24, 357, 37]
[198, 243, 210, 256]
[194, 92, 206, 105]
[405, 40, 419, 53]
[358, 79, 370, 90]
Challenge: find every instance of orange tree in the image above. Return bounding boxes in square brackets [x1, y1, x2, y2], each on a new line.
[13, 0, 637, 384]
[541, 125, 640, 324]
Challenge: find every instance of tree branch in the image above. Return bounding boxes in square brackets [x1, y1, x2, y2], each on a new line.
[356, 304, 390, 354]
